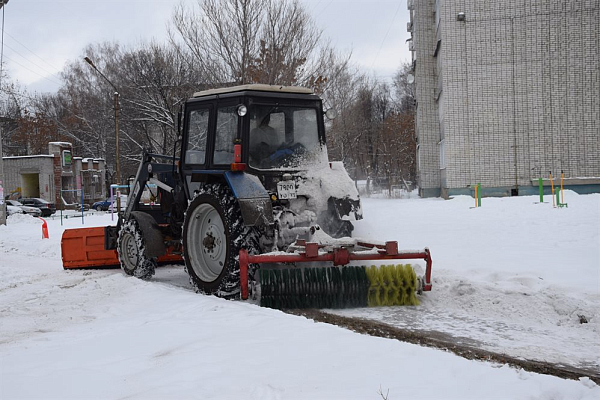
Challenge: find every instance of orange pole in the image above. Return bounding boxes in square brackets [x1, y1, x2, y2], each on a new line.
[550, 172, 555, 208]
[474, 185, 478, 208]
[39, 217, 49, 239]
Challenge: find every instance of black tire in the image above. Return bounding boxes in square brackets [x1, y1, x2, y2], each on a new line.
[182, 184, 259, 298]
[318, 198, 355, 239]
[117, 218, 157, 279]
[323, 216, 354, 238]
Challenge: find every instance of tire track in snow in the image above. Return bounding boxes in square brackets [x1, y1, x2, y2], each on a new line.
[288, 309, 600, 384]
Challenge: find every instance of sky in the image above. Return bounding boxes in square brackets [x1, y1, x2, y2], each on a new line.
[1, 0, 411, 94]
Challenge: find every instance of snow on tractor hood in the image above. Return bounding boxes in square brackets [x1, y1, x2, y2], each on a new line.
[296, 161, 363, 221]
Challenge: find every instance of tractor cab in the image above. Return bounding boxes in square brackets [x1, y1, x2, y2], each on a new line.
[181, 84, 328, 175]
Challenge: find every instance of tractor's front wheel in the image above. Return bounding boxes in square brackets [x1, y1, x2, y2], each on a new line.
[182, 185, 258, 298]
[117, 218, 157, 279]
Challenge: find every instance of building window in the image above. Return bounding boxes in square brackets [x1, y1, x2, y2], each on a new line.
[439, 139, 446, 169]
[94, 175, 101, 195]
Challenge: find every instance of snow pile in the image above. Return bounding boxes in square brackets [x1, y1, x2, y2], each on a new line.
[5, 213, 42, 225]
[1, 193, 599, 399]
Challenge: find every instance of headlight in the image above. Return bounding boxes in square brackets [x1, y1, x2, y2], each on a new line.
[325, 108, 337, 120]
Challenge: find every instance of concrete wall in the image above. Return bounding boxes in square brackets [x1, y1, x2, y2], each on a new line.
[3, 143, 106, 206]
[2, 156, 55, 202]
[412, 0, 442, 197]
[413, 0, 600, 197]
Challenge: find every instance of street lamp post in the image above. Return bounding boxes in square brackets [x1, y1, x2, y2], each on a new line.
[84, 57, 121, 186]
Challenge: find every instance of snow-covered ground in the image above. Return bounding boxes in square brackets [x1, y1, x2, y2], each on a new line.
[1, 193, 599, 399]
[340, 191, 600, 371]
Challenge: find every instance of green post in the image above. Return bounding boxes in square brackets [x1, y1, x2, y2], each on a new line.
[477, 183, 482, 207]
[538, 177, 544, 203]
[555, 186, 560, 207]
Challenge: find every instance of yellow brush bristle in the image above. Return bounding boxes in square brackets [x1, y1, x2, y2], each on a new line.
[365, 264, 420, 307]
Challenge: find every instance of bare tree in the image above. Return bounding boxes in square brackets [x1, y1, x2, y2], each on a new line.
[0, 81, 27, 156]
[393, 62, 416, 113]
[7, 0, 414, 194]
[32, 41, 204, 180]
[325, 64, 417, 195]
[169, 0, 329, 88]
[116, 41, 202, 156]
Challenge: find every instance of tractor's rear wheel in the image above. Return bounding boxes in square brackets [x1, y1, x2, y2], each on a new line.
[183, 184, 258, 298]
[117, 218, 157, 279]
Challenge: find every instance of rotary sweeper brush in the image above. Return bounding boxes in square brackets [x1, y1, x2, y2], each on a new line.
[240, 233, 432, 309]
[60, 85, 432, 309]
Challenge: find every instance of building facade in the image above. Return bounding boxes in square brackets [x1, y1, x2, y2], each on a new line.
[2, 142, 106, 208]
[409, 0, 600, 197]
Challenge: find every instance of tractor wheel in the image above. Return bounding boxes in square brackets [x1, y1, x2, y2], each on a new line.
[320, 210, 354, 239]
[117, 218, 157, 279]
[325, 216, 354, 238]
[182, 184, 259, 298]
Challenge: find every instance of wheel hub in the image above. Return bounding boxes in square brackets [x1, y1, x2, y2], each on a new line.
[203, 232, 216, 251]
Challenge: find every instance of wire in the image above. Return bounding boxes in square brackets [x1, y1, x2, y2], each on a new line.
[3, 30, 62, 72]
[319, 0, 333, 13]
[3, 42, 62, 81]
[3, 54, 62, 86]
[370, 2, 402, 69]
[1, 4, 5, 91]
[311, 0, 323, 12]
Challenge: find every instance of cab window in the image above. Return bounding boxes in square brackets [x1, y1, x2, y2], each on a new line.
[213, 105, 238, 165]
[185, 108, 210, 165]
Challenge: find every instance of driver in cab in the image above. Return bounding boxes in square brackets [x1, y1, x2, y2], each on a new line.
[250, 114, 283, 167]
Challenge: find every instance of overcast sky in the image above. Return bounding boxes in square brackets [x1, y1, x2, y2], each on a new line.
[2, 0, 411, 94]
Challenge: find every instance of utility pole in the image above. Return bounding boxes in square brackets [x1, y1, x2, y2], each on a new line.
[113, 91, 120, 186]
[84, 57, 121, 186]
[0, 126, 5, 226]
[0, 0, 10, 226]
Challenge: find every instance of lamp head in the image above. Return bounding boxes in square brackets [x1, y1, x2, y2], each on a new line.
[84, 57, 95, 67]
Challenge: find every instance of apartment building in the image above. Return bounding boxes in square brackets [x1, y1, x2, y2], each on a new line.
[408, 0, 599, 197]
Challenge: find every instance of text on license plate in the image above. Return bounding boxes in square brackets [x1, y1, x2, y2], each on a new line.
[277, 181, 297, 199]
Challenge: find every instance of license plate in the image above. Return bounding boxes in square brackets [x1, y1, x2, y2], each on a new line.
[277, 181, 297, 200]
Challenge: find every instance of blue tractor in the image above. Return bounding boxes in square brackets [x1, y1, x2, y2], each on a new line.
[104, 85, 363, 298]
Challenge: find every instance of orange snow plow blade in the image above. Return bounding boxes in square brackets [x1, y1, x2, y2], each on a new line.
[61, 227, 119, 269]
[61, 227, 182, 269]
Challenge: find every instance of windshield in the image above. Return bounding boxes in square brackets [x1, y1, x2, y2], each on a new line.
[248, 105, 325, 170]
